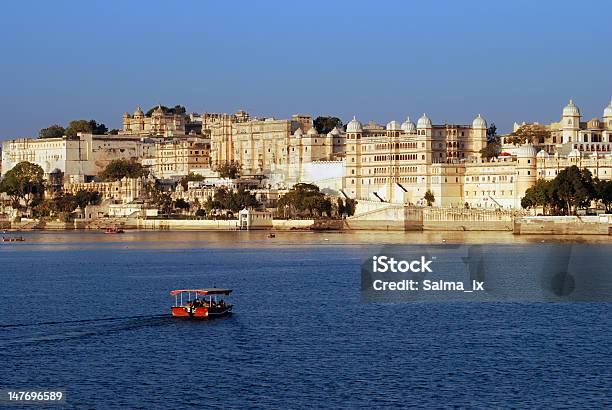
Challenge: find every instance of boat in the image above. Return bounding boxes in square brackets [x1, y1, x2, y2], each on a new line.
[104, 227, 125, 234]
[170, 288, 233, 319]
[2, 236, 25, 242]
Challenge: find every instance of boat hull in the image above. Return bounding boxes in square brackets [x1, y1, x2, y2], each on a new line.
[171, 305, 232, 319]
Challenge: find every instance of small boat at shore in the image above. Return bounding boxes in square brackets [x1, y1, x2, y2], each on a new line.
[2, 236, 25, 242]
[104, 227, 125, 234]
[170, 288, 233, 319]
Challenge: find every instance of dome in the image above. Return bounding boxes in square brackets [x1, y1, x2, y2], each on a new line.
[417, 113, 432, 128]
[603, 98, 612, 118]
[536, 150, 549, 158]
[133, 106, 144, 116]
[516, 144, 537, 157]
[329, 127, 340, 135]
[472, 114, 487, 129]
[306, 127, 318, 136]
[123, 112, 130, 118]
[401, 117, 416, 133]
[386, 120, 401, 131]
[568, 148, 581, 158]
[346, 116, 363, 133]
[294, 128, 304, 137]
[563, 99, 580, 117]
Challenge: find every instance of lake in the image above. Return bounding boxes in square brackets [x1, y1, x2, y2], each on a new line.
[1, 231, 611, 408]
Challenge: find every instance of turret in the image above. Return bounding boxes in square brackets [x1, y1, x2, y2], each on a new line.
[603, 98, 612, 130]
[515, 144, 538, 206]
[416, 113, 433, 163]
[344, 116, 363, 199]
[561, 99, 580, 143]
[471, 114, 488, 155]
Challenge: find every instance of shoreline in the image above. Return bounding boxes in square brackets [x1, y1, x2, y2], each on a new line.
[2, 215, 612, 236]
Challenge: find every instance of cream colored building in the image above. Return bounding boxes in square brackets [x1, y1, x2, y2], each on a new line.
[503, 99, 612, 156]
[1, 133, 154, 181]
[122, 105, 186, 137]
[152, 137, 211, 179]
[343, 114, 488, 206]
[64, 177, 145, 204]
[210, 114, 345, 183]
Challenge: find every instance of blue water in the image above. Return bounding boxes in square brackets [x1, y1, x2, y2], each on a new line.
[1, 232, 611, 408]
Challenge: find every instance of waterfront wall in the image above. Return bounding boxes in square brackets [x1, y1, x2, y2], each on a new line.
[514, 215, 612, 235]
[346, 202, 520, 231]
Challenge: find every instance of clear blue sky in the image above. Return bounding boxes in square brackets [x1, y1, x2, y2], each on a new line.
[1, 0, 610, 139]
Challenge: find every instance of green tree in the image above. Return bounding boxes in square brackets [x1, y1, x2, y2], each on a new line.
[313, 116, 343, 134]
[99, 159, 144, 181]
[521, 179, 553, 213]
[344, 198, 357, 216]
[108, 129, 120, 135]
[39, 124, 65, 139]
[505, 124, 550, 146]
[205, 187, 259, 213]
[277, 183, 333, 217]
[74, 190, 101, 209]
[64, 119, 107, 138]
[215, 161, 241, 179]
[174, 198, 190, 211]
[480, 123, 501, 159]
[424, 190, 435, 206]
[145, 105, 186, 117]
[551, 166, 595, 215]
[594, 179, 612, 213]
[179, 172, 205, 190]
[0, 161, 45, 209]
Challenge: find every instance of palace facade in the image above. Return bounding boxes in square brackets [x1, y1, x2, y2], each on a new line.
[343, 114, 488, 205]
[210, 114, 345, 183]
[1, 133, 154, 182]
[503, 99, 612, 155]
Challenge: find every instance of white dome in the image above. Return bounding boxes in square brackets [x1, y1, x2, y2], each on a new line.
[516, 144, 537, 157]
[536, 150, 549, 158]
[329, 127, 340, 135]
[294, 128, 304, 137]
[386, 120, 401, 131]
[306, 127, 318, 136]
[563, 99, 580, 117]
[417, 113, 432, 128]
[346, 116, 362, 133]
[568, 148, 581, 158]
[401, 117, 416, 133]
[603, 98, 612, 118]
[472, 114, 487, 129]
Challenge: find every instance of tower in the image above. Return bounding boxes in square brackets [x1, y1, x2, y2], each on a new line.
[471, 114, 488, 155]
[561, 99, 580, 143]
[344, 116, 363, 199]
[515, 144, 538, 208]
[416, 114, 433, 163]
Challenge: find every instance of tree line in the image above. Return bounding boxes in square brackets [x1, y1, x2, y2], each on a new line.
[39, 119, 114, 139]
[521, 165, 612, 215]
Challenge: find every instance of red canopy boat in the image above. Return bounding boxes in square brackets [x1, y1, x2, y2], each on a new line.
[170, 288, 233, 319]
[104, 227, 125, 234]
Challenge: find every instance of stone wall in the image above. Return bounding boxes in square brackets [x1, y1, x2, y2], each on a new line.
[514, 215, 612, 235]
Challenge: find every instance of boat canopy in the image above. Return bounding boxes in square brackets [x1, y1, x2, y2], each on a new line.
[170, 288, 232, 296]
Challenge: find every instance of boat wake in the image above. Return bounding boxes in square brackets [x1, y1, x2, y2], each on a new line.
[0, 314, 169, 329]
[0, 315, 173, 349]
